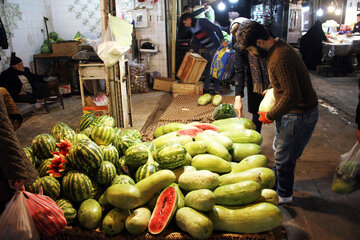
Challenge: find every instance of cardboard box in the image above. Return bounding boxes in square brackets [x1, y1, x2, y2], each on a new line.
[176, 52, 207, 83]
[83, 106, 108, 116]
[52, 41, 81, 56]
[59, 85, 71, 95]
[153, 77, 176, 92]
[172, 81, 203, 98]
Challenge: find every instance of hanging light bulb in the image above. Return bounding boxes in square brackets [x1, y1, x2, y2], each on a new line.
[317, 8, 324, 17]
[328, 2, 335, 13]
[218, 1, 226, 11]
[229, 0, 238, 3]
[335, 8, 341, 15]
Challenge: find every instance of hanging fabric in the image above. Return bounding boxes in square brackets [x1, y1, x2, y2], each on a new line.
[0, 18, 9, 49]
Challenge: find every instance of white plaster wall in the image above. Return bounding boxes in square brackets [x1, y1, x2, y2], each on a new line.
[345, 0, 359, 26]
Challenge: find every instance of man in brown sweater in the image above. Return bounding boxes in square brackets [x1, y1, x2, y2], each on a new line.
[236, 21, 318, 204]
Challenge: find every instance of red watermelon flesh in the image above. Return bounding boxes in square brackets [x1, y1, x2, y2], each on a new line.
[176, 128, 204, 138]
[192, 123, 218, 132]
[148, 186, 177, 234]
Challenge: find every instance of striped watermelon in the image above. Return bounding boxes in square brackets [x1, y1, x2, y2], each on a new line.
[51, 122, 75, 142]
[62, 170, 92, 203]
[114, 156, 131, 176]
[111, 175, 135, 186]
[135, 163, 158, 182]
[67, 141, 103, 173]
[91, 125, 115, 146]
[114, 127, 122, 137]
[79, 113, 96, 131]
[120, 129, 142, 140]
[147, 142, 157, 160]
[23, 147, 37, 167]
[125, 143, 149, 167]
[40, 176, 61, 200]
[26, 178, 41, 193]
[56, 198, 77, 225]
[31, 134, 56, 159]
[94, 115, 115, 127]
[72, 133, 91, 145]
[113, 134, 142, 155]
[99, 144, 119, 164]
[156, 143, 187, 170]
[37, 158, 51, 177]
[90, 180, 103, 200]
[93, 161, 117, 186]
[81, 127, 93, 138]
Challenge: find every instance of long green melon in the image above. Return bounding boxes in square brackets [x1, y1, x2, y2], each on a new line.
[191, 154, 231, 174]
[213, 180, 262, 206]
[185, 189, 216, 212]
[156, 142, 187, 170]
[195, 132, 231, 161]
[202, 130, 233, 150]
[102, 208, 127, 235]
[221, 129, 263, 145]
[178, 170, 219, 191]
[185, 141, 207, 157]
[231, 154, 268, 173]
[207, 203, 282, 233]
[78, 199, 102, 230]
[56, 198, 77, 225]
[212, 118, 256, 130]
[175, 207, 213, 239]
[152, 132, 193, 148]
[62, 170, 92, 203]
[31, 134, 56, 159]
[231, 143, 261, 162]
[106, 184, 140, 209]
[245, 167, 276, 189]
[218, 171, 261, 186]
[172, 165, 196, 182]
[125, 207, 151, 235]
[255, 189, 279, 205]
[135, 170, 176, 207]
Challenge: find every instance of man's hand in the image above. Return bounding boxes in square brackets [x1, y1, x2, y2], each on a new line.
[258, 112, 273, 124]
[222, 40, 228, 48]
[8, 179, 26, 191]
[261, 89, 268, 96]
[18, 91, 26, 95]
[356, 129, 360, 142]
[234, 96, 243, 119]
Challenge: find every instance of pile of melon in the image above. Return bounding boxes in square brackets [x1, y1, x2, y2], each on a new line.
[23, 114, 282, 239]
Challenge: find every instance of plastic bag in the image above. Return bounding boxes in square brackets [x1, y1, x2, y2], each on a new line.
[129, 62, 150, 93]
[331, 142, 360, 194]
[258, 88, 275, 112]
[24, 190, 67, 237]
[212, 103, 236, 120]
[210, 46, 234, 80]
[0, 192, 40, 240]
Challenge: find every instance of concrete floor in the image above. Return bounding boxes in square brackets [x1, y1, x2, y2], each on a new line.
[15, 72, 360, 240]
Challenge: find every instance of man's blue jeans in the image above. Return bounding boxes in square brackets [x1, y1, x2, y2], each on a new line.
[272, 107, 319, 198]
[202, 47, 219, 92]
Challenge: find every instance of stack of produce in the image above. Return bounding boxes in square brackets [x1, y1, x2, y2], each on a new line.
[23, 113, 282, 239]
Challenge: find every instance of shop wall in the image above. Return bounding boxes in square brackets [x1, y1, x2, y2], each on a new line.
[345, 0, 359, 25]
[0, 0, 48, 72]
[271, 0, 289, 39]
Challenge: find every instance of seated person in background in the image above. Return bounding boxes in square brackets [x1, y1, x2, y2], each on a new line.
[0, 52, 45, 104]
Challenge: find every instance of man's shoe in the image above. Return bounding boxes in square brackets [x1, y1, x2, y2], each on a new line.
[278, 195, 293, 204]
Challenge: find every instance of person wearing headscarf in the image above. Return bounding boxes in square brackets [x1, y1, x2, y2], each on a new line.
[0, 52, 45, 103]
[300, 20, 328, 70]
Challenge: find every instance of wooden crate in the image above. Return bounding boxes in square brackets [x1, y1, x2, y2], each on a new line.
[153, 77, 176, 92]
[172, 81, 203, 98]
[52, 41, 81, 56]
[176, 52, 207, 83]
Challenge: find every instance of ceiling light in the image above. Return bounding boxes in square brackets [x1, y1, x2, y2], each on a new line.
[328, 2, 335, 13]
[335, 8, 341, 15]
[218, 1, 226, 11]
[317, 8, 324, 17]
[229, 0, 238, 3]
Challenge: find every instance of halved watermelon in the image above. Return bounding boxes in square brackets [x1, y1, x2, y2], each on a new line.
[177, 128, 204, 138]
[148, 185, 178, 234]
[191, 123, 218, 132]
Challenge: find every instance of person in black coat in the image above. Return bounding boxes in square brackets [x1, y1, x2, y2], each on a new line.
[356, 79, 360, 142]
[0, 52, 45, 103]
[232, 18, 270, 133]
[300, 20, 328, 70]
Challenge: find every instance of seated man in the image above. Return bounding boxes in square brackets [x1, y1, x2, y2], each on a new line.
[0, 52, 45, 104]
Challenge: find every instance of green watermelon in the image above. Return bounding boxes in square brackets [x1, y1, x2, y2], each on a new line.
[72, 133, 91, 144]
[37, 158, 51, 177]
[62, 170, 92, 203]
[114, 156, 132, 175]
[23, 147, 37, 167]
[31, 134, 56, 159]
[125, 144, 149, 167]
[95, 115, 115, 127]
[135, 163, 158, 182]
[111, 175, 136, 186]
[40, 176, 61, 200]
[99, 144, 119, 164]
[90, 180, 103, 200]
[91, 125, 115, 146]
[156, 143, 187, 170]
[93, 161, 117, 186]
[27, 178, 41, 194]
[78, 199, 102, 230]
[49, 31, 58, 40]
[67, 141, 103, 173]
[51, 122, 75, 142]
[56, 198, 77, 225]
[119, 129, 142, 140]
[79, 113, 96, 131]
[113, 134, 142, 155]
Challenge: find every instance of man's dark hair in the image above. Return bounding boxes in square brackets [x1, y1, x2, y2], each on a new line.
[236, 21, 271, 50]
[181, 12, 193, 21]
[357, 13, 360, 17]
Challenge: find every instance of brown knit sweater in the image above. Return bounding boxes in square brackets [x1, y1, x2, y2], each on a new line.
[266, 38, 318, 120]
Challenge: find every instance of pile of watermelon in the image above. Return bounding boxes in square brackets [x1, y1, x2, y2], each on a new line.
[23, 114, 282, 239]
